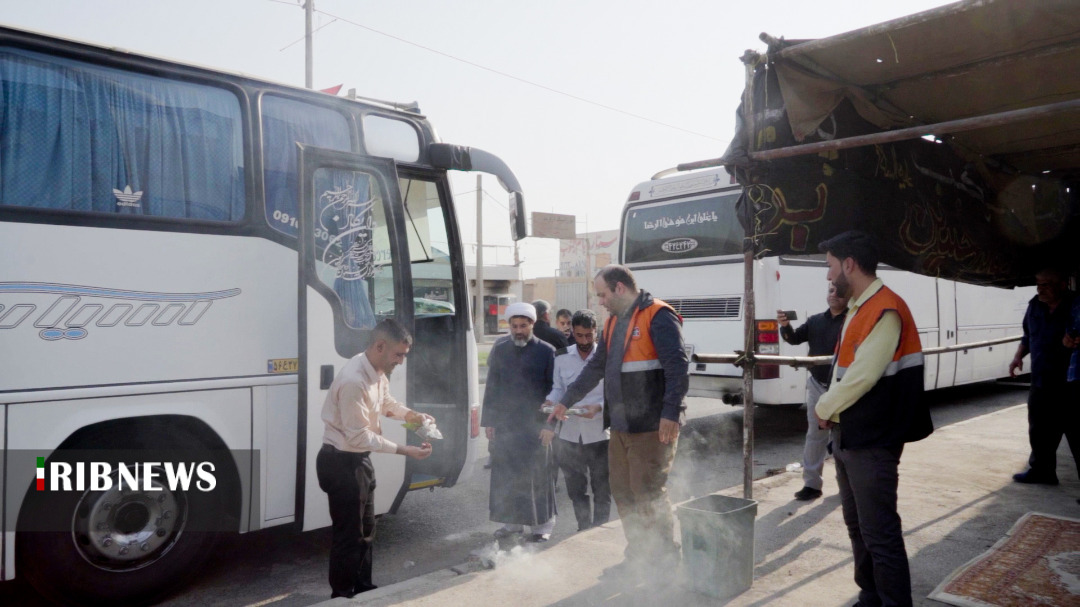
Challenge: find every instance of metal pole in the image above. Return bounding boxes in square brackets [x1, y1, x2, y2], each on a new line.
[692, 332, 1022, 366]
[304, 0, 313, 89]
[740, 55, 758, 501]
[475, 175, 485, 342]
[677, 98, 1080, 172]
[741, 211, 756, 500]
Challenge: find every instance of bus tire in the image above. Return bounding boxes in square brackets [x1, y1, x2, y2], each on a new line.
[16, 423, 234, 606]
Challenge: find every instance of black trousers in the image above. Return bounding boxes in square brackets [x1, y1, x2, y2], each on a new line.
[832, 428, 911, 607]
[558, 438, 611, 530]
[1027, 382, 1080, 479]
[316, 444, 377, 598]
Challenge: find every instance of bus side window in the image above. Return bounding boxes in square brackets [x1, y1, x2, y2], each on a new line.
[400, 177, 456, 317]
[0, 47, 244, 221]
[261, 95, 351, 237]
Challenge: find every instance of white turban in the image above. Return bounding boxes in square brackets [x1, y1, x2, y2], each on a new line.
[504, 302, 537, 323]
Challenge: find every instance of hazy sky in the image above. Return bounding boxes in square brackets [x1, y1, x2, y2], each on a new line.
[1, 0, 954, 276]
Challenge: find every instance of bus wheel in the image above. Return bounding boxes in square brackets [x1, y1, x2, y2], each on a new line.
[16, 426, 232, 606]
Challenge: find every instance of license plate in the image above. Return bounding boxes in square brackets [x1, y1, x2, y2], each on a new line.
[267, 358, 299, 373]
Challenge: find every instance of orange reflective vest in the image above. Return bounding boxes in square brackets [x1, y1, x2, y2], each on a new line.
[833, 285, 933, 449]
[604, 298, 677, 373]
[603, 297, 683, 432]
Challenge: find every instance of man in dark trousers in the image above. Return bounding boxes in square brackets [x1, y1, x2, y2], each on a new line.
[483, 302, 558, 541]
[1009, 267, 1078, 484]
[547, 310, 610, 531]
[547, 264, 688, 571]
[533, 299, 570, 349]
[316, 319, 433, 598]
[778, 283, 849, 501]
[815, 231, 933, 607]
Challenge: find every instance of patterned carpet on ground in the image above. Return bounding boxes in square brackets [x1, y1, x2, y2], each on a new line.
[929, 512, 1080, 607]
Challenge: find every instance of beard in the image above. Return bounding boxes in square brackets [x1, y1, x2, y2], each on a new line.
[576, 341, 593, 354]
[832, 273, 851, 299]
[512, 331, 531, 347]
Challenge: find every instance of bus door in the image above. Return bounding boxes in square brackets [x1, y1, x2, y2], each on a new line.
[296, 146, 412, 530]
[393, 170, 473, 504]
[935, 279, 958, 388]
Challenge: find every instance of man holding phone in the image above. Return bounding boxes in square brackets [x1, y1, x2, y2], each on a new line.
[778, 283, 849, 500]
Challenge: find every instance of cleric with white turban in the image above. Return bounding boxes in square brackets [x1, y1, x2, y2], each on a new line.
[481, 300, 558, 540]
[504, 301, 537, 323]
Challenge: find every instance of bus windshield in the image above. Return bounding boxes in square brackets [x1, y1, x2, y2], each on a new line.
[622, 190, 743, 265]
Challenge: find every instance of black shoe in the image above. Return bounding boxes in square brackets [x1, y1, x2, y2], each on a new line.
[526, 533, 550, 543]
[794, 486, 823, 501]
[493, 527, 522, 539]
[1013, 470, 1059, 485]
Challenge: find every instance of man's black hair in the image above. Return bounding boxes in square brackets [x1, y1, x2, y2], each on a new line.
[596, 264, 637, 293]
[556, 308, 572, 320]
[571, 309, 598, 330]
[818, 230, 879, 275]
[372, 317, 413, 345]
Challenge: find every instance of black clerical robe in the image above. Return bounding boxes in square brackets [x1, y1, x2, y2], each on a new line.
[481, 335, 557, 526]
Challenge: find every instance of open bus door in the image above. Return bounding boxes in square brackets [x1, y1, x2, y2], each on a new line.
[296, 146, 412, 530]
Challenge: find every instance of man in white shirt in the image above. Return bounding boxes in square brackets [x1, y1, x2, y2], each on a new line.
[545, 310, 611, 531]
[316, 319, 433, 599]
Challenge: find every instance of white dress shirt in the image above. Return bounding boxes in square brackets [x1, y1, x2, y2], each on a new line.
[321, 353, 410, 454]
[547, 343, 609, 444]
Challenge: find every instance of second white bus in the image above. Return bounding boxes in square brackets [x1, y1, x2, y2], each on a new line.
[619, 168, 1034, 405]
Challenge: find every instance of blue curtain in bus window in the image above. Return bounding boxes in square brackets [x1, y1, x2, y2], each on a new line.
[262, 96, 351, 237]
[0, 48, 244, 220]
[314, 167, 377, 329]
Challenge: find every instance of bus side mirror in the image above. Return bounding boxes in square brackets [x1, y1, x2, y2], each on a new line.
[429, 142, 526, 241]
[510, 192, 527, 241]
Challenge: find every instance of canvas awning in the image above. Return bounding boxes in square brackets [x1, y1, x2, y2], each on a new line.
[717, 0, 1080, 287]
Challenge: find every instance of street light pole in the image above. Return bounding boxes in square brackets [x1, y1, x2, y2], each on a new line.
[304, 1, 314, 89]
[475, 175, 485, 342]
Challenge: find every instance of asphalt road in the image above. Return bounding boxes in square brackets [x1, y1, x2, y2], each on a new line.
[1, 381, 1029, 606]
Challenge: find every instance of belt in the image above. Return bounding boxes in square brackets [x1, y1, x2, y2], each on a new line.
[320, 443, 371, 457]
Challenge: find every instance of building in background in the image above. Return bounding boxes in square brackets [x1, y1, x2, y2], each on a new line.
[466, 262, 522, 336]
[524, 229, 619, 324]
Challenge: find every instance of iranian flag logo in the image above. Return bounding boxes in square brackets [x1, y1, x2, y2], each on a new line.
[36, 456, 45, 491]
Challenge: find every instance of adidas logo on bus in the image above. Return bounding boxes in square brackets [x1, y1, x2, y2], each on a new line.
[113, 185, 144, 208]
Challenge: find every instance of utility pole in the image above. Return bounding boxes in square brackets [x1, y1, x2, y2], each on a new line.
[583, 216, 592, 316]
[475, 175, 485, 342]
[304, 1, 314, 89]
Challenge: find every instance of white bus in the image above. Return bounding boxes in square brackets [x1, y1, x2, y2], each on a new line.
[0, 25, 524, 604]
[619, 168, 1034, 405]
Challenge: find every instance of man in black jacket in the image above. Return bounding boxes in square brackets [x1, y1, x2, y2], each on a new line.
[778, 283, 848, 501]
[533, 299, 570, 350]
[1009, 268, 1078, 484]
[546, 265, 688, 572]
